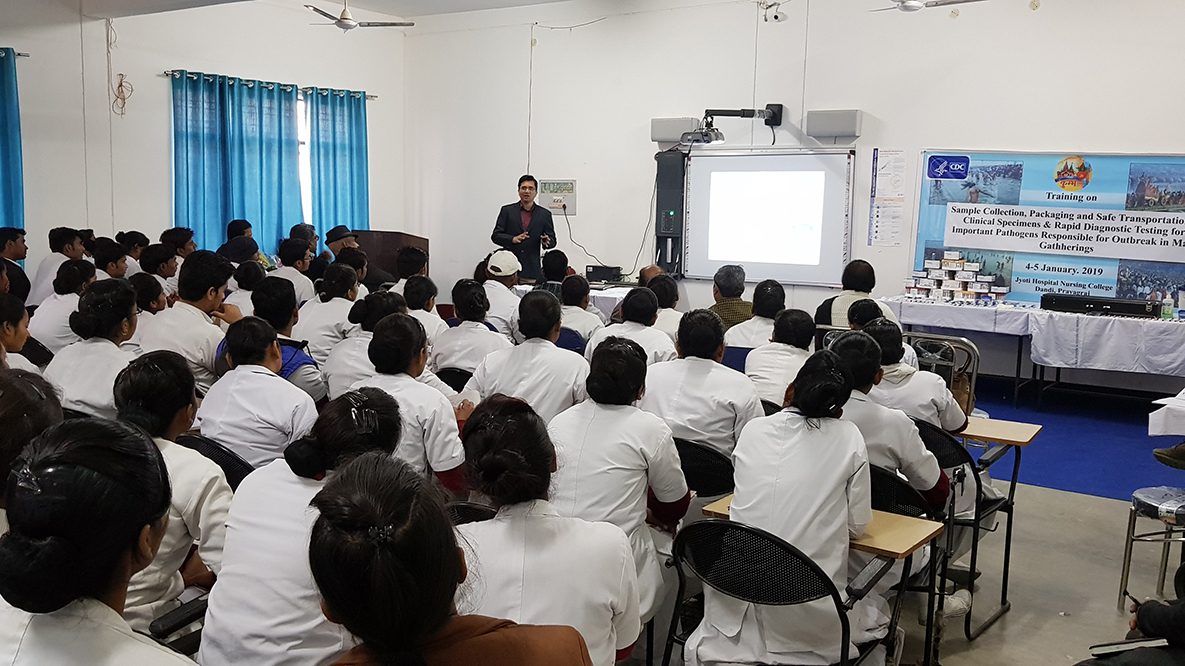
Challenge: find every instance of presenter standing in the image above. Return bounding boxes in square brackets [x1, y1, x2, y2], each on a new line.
[492, 175, 556, 282]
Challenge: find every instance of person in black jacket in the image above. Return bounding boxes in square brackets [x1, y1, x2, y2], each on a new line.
[491, 175, 556, 282]
[0, 228, 30, 302]
[1077, 563, 1185, 664]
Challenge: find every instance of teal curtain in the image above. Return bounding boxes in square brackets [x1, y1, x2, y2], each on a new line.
[307, 87, 369, 239]
[172, 71, 301, 253]
[0, 48, 23, 230]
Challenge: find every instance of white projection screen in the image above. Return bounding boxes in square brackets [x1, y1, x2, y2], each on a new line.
[684, 150, 853, 286]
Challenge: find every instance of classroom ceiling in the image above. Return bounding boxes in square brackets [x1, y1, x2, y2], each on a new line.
[327, 0, 572, 18]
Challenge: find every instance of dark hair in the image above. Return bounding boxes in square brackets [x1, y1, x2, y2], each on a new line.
[517, 291, 561, 340]
[233, 260, 266, 291]
[140, 244, 176, 275]
[128, 273, 164, 313]
[217, 236, 259, 265]
[0, 228, 26, 249]
[713, 265, 746, 298]
[48, 228, 81, 253]
[285, 389, 401, 479]
[251, 277, 297, 332]
[790, 350, 853, 419]
[518, 174, 538, 188]
[92, 238, 127, 273]
[862, 318, 906, 365]
[349, 292, 407, 332]
[752, 280, 786, 319]
[334, 247, 368, 272]
[369, 314, 426, 375]
[841, 259, 876, 293]
[0, 370, 62, 476]
[451, 279, 489, 322]
[541, 250, 568, 282]
[677, 309, 724, 359]
[69, 279, 135, 341]
[395, 247, 429, 281]
[0, 294, 25, 332]
[560, 275, 590, 307]
[587, 337, 647, 405]
[403, 276, 437, 312]
[289, 223, 316, 243]
[52, 259, 95, 296]
[279, 238, 311, 268]
[227, 219, 252, 239]
[177, 250, 233, 302]
[225, 317, 277, 366]
[847, 298, 884, 328]
[621, 287, 659, 325]
[318, 264, 358, 303]
[772, 309, 815, 350]
[473, 254, 491, 282]
[0, 419, 171, 613]
[159, 227, 194, 249]
[648, 275, 678, 309]
[831, 331, 882, 388]
[115, 231, 149, 252]
[309, 453, 460, 664]
[77, 229, 95, 254]
[114, 351, 195, 437]
[461, 395, 552, 506]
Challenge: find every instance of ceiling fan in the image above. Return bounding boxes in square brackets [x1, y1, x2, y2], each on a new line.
[305, 1, 415, 31]
[871, 0, 987, 12]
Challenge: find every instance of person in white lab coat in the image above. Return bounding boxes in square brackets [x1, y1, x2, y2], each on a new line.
[862, 319, 967, 433]
[483, 249, 523, 339]
[293, 264, 360, 365]
[724, 279, 784, 349]
[848, 299, 918, 369]
[465, 291, 589, 423]
[0, 419, 191, 665]
[458, 395, 641, 666]
[349, 313, 468, 494]
[404, 275, 450, 347]
[0, 295, 36, 374]
[0, 369, 63, 536]
[638, 309, 764, 458]
[113, 351, 232, 631]
[431, 278, 513, 373]
[26, 227, 86, 307]
[200, 389, 402, 666]
[647, 275, 683, 343]
[273, 238, 316, 305]
[128, 272, 167, 318]
[549, 337, 690, 623]
[685, 350, 885, 666]
[559, 275, 605, 342]
[196, 317, 318, 468]
[244, 276, 328, 404]
[91, 237, 129, 281]
[115, 231, 149, 278]
[585, 287, 677, 365]
[223, 260, 266, 318]
[139, 243, 178, 299]
[44, 280, 140, 419]
[745, 308, 814, 407]
[27, 260, 94, 355]
[136, 250, 242, 394]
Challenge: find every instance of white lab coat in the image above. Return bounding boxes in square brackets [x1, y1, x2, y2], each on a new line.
[561, 304, 604, 341]
[44, 338, 139, 419]
[430, 321, 513, 373]
[638, 357, 764, 458]
[0, 597, 192, 665]
[457, 500, 641, 666]
[196, 364, 318, 468]
[136, 301, 223, 394]
[3, 352, 38, 374]
[323, 331, 475, 405]
[465, 338, 589, 423]
[26, 252, 69, 307]
[153, 272, 177, 298]
[744, 342, 810, 407]
[548, 401, 688, 619]
[124, 437, 233, 631]
[585, 322, 677, 366]
[349, 372, 465, 476]
[685, 410, 883, 666]
[223, 287, 254, 317]
[292, 296, 359, 365]
[871, 363, 966, 431]
[483, 279, 521, 339]
[723, 315, 775, 349]
[272, 265, 316, 305]
[653, 308, 682, 343]
[27, 292, 80, 354]
[124, 255, 142, 277]
[199, 460, 353, 666]
[410, 308, 450, 347]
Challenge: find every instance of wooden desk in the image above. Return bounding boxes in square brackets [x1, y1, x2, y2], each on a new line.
[959, 416, 1042, 447]
[701, 496, 942, 560]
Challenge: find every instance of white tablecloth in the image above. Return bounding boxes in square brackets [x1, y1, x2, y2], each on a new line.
[513, 285, 631, 320]
[1150, 396, 1185, 437]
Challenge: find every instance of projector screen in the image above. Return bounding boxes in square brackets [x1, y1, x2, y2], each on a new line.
[684, 150, 853, 286]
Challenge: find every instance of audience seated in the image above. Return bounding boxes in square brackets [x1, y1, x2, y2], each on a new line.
[293, 264, 360, 365]
[724, 279, 784, 348]
[139, 243, 179, 298]
[482, 250, 523, 339]
[0, 369, 63, 533]
[404, 275, 449, 347]
[707, 264, 752, 330]
[333, 246, 370, 298]
[610, 264, 663, 324]
[242, 276, 328, 403]
[863, 318, 967, 432]
[532, 249, 568, 298]
[91, 238, 129, 281]
[27, 260, 94, 354]
[0, 294, 35, 373]
[223, 259, 266, 317]
[27, 227, 85, 307]
[273, 238, 316, 305]
[0, 228, 30, 301]
[558, 275, 604, 341]
[388, 245, 429, 295]
[814, 259, 899, 334]
[430, 279, 512, 373]
[647, 274, 682, 342]
[585, 287, 677, 365]
[159, 227, 198, 297]
[115, 231, 149, 277]
[744, 308, 814, 406]
[848, 298, 917, 369]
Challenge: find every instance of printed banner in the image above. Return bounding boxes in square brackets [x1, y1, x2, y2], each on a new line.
[917, 150, 1185, 304]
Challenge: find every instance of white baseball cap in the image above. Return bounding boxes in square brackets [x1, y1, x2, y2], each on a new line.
[487, 250, 522, 277]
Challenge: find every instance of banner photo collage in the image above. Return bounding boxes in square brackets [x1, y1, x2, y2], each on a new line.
[915, 150, 1185, 304]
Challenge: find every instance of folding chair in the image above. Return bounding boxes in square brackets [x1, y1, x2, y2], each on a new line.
[673, 438, 734, 498]
[446, 501, 498, 526]
[150, 596, 208, 656]
[761, 399, 783, 416]
[176, 434, 255, 491]
[435, 367, 474, 393]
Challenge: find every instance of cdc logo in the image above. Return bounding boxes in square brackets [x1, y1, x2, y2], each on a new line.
[928, 155, 970, 180]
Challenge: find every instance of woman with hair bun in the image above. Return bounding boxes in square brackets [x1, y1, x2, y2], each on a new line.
[0, 419, 188, 664]
[200, 389, 402, 665]
[44, 279, 139, 419]
[548, 337, 690, 628]
[686, 350, 882, 666]
[429, 278, 511, 373]
[115, 231, 150, 277]
[28, 259, 96, 355]
[311, 451, 597, 666]
[293, 263, 360, 365]
[0, 369, 63, 534]
[458, 394, 639, 666]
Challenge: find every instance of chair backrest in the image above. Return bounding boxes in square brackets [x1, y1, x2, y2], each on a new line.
[673, 438, 734, 497]
[61, 408, 94, 420]
[911, 418, 982, 505]
[869, 465, 933, 519]
[176, 434, 255, 491]
[555, 327, 586, 355]
[17, 337, 53, 368]
[435, 367, 473, 393]
[446, 501, 498, 526]
[760, 400, 782, 416]
[721, 346, 751, 372]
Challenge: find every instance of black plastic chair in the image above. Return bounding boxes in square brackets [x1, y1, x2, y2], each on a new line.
[176, 434, 255, 491]
[61, 408, 94, 420]
[446, 501, 498, 526]
[869, 465, 935, 521]
[435, 367, 473, 393]
[673, 438, 734, 498]
[17, 337, 53, 367]
[663, 519, 890, 666]
[150, 596, 208, 656]
[760, 399, 782, 416]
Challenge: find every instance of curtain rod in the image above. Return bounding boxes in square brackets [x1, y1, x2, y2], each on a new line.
[160, 70, 377, 100]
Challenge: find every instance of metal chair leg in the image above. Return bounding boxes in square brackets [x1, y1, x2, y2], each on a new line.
[645, 619, 654, 666]
[1118, 506, 1138, 612]
[1157, 526, 1174, 599]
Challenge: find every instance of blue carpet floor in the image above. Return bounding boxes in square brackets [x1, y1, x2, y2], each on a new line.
[972, 378, 1184, 501]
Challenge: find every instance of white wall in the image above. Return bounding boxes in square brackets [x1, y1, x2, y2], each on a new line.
[1, 0, 405, 268]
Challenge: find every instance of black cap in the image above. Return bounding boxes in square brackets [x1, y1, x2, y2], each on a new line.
[216, 236, 260, 264]
[227, 219, 252, 239]
[325, 225, 357, 245]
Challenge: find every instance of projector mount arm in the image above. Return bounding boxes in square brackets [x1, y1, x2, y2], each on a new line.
[703, 104, 784, 128]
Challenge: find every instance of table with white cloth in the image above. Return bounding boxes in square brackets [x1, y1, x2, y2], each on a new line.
[513, 284, 633, 320]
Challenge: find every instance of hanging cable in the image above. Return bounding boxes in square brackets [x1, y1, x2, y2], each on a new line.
[106, 20, 133, 117]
